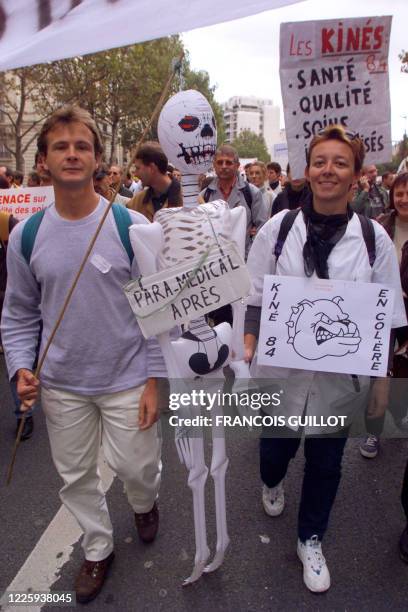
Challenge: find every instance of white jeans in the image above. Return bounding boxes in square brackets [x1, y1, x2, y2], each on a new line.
[41, 385, 161, 561]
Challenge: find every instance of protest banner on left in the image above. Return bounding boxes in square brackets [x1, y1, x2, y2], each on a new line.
[0, 187, 54, 219]
[280, 15, 392, 178]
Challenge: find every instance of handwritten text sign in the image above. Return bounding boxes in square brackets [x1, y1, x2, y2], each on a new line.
[124, 242, 252, 338]
[258, 275, 394, 377]
[280, 16, 392, 178]
[0, 186, 54, 219]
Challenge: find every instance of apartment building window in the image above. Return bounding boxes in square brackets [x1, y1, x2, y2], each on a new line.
[0, 142, 12, 160]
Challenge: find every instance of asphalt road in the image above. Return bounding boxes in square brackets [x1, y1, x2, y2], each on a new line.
[1, 354, 408, 611]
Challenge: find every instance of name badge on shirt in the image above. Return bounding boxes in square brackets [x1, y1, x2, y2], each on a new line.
[90, 253, 111, 274]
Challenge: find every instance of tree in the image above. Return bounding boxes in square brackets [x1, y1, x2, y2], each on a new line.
[37, 36, 184, 163]
[0, 37, 224, 170]
[0, 66, 50, 171]
[400, 50, 408, 73]
[231, 129, 270, 162]
[377, 134, 408, 175]
[182, 64, 225, 145]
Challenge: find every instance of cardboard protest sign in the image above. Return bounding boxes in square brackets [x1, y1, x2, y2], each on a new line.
[280, 16, 392, 178]
[0, 187, 54, 219]
[258, 275, 394, 377]
[124, 242, 251, 338]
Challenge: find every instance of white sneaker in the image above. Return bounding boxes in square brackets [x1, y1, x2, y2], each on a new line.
[262, 481, 285, 516]
[297, 535, 331, 593]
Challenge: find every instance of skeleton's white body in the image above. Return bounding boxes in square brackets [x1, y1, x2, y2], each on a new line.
[129, 201, 249, 584]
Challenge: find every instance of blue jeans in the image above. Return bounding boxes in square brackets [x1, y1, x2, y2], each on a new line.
[10, 379, 35, 418]
[260, 427, 349, 542]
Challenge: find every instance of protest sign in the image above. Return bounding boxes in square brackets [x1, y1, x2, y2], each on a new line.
[0, 186, 54, 219]
[258, 275, 394, 377]
[280, 16, 392, 178]
[124, 242, 251, 338]
[0, 0, 300, 72]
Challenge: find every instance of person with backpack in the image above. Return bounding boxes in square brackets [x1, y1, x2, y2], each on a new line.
[244, 125, 406, 593]
[0, 106, 165, 604]
[0, 209, 38, 441]
[199, 144, 267, 259]
[0, 210, 18, 352]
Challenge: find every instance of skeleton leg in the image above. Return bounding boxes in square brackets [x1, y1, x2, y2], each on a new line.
[129, 223, 211, 584]
[177, 432, 210, 585]
[182, 372, 225, 574]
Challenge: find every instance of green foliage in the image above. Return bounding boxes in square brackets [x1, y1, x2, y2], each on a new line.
[37, 36, 184, 162]
[377, 134, 408, 174]
[231, 129, 270, 162]
[182, 64, 225, 145]
[0, 38, 223, 168]
[0, 65, 51, 171]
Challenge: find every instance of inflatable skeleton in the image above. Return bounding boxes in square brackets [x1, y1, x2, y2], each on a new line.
[126, 91, 251, 585]
[158, 89, 216, 208]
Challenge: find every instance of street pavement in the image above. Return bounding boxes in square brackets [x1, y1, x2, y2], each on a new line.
[1, 354, 408, 611]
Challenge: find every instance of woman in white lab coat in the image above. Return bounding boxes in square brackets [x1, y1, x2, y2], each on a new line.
[244, 126, 407, 593]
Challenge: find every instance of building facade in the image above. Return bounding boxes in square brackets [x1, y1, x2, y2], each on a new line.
[223, 96, 285, 160]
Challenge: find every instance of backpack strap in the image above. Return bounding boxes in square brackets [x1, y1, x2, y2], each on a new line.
[240, 183, 253, 209]
[274, 208, 300, 261]
[21, 205, 134, 267]
[21, 209, 46, 265]
[111, 203, 134, 264]
[356, 213, 376, 267]
[203, 187, 211, 203]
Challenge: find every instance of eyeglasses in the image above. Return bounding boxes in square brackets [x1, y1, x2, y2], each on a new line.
[214, 159, 236, 167]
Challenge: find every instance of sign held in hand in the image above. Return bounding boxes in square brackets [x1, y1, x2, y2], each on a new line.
[124, 242, 252, 338]
[280, 15, 392, 178]
[258, 275, 394, 377]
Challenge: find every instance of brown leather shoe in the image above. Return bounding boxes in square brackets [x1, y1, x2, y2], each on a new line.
[75, 551, 114, 604]
[135, 502, 159, 543]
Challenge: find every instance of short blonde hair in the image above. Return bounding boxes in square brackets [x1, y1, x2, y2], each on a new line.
[250, 161, 267, 178]
[307, 125, 365, 173]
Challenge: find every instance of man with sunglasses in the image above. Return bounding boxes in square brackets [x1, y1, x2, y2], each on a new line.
[244, 126, 406, 593]
[199, 144, 267, 259]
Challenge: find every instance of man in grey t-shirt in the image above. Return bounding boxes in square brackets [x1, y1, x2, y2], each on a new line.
[1, 106, 165, 604]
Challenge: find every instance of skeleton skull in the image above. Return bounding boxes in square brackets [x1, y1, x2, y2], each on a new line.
[158, 89, 217, 174]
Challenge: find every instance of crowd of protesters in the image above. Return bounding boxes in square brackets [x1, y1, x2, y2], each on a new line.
[1, 108, 408, 601]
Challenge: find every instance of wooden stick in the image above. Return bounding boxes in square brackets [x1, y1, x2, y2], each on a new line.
[6, 51, 184, 485]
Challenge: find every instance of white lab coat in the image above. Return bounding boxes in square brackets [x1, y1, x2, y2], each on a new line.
[247, 209, 407, 434]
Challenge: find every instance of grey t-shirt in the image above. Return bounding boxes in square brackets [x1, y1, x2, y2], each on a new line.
[1, 199, 166, 394]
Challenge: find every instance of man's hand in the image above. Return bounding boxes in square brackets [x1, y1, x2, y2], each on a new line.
[359, 175, 370, 192]
[16, 368, 39, 411]
[244, 334, 257, 364]
[395, 339, 408, 357]
[138, 378, 159, 431]
[367, 377, 390, 420]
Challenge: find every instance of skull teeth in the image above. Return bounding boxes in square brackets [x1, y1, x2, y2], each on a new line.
[177, 143, 217, 165]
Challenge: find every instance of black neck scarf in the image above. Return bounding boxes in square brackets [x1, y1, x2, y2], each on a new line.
[302, 198, 353, 279]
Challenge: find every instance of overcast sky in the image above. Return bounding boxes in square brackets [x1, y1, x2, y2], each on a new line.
[182, 0, 408, 142]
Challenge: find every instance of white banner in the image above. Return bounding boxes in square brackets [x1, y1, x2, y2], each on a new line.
[280, 16, 392, 178]
[258, 275, 394, 377]
[0, 186, 54, 219]
[124, 242, 251, 339]
[0, 0, 300, 72]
